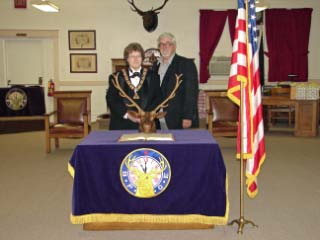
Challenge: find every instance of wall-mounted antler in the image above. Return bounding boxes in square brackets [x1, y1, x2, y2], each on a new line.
[151, 0, 169, 13]
[127, 0, 144, 15]
[111, 72, 182, 133]
[127, 0, 169, 32]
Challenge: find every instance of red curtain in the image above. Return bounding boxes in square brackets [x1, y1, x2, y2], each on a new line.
[199, 10, 228, 83]
[265, 8, 312, 82]
[227, 9, 237, 43]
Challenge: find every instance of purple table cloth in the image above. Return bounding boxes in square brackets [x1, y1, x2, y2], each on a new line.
[69, 129, 228, 225]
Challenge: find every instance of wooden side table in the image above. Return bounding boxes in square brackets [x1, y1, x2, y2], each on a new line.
[294, 100, 319, 137]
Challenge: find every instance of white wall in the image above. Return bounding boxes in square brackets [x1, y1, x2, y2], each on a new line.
[0, 40, 5, 87]
[0, 0, 319, 119]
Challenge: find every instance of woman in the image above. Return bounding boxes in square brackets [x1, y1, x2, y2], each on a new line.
[106, 42, 162, 130]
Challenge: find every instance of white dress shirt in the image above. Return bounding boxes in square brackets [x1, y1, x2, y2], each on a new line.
[129, 66, 142, 87]
[157, 55, 175, 129]
[123, 67, 142, 119]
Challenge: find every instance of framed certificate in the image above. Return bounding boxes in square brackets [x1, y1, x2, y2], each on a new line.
[70, 54, 97, 73]
[68, 30, 96, 50]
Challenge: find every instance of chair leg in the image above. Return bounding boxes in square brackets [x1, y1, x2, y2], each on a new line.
[55, 138, 59, 148]
[46, 136, 51, 153]
[45, 116, 51, 154]
[267, 109, 272, 128]
[288, 111, 291, 127]
[84, 115, 89, 136]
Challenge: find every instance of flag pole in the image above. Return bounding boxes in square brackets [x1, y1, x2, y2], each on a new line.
[228, 0, 258, 234]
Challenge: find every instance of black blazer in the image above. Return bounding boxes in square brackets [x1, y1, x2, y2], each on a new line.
[153, 54, 199, 129]
[106, 68, 162, 130]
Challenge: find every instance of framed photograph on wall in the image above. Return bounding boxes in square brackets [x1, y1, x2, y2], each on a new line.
[70, 54, 97, 73]
[68, 30, 96, 50]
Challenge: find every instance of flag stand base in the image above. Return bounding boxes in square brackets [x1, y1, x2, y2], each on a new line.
[228, 217, 258, 234]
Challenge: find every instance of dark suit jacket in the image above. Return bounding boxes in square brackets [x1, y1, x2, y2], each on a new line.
[153, 54, 199, 129]
[106, 68, 162, 130]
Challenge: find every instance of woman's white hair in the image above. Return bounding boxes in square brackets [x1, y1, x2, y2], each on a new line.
[157, 32, 177, 46]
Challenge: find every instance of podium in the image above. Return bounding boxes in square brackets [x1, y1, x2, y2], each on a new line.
[0, 86, 45, 133]
[0, 86, 45, 116]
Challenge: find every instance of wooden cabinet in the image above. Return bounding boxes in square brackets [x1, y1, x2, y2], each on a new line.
[294, 100, 319, 137]
[111, 59, 127, 73]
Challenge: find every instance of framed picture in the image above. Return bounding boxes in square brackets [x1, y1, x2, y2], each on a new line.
[14, 0, 27, 8]
[70, 54, 97, 73]
[68, 30, 96, 50]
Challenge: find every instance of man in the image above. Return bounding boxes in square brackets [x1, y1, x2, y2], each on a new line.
[107, 42, 162, 130]
[153, 32, 199, 129]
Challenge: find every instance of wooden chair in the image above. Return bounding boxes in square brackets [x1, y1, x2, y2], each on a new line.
[267, 87, 294, 127]
[45, 91, 92, 153]
[206, 91, 238, 137]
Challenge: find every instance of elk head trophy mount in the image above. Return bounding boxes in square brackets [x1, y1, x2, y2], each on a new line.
[111, 72, 182, 133]
[127, 0, 169, 32]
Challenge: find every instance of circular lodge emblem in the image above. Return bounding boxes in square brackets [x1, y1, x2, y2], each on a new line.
[5, 88, 27, 111]
[120, 148, 171, 198]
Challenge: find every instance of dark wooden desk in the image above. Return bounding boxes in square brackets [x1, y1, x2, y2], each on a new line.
[262, 96, 296, 107]
[262, 96, 319, 137]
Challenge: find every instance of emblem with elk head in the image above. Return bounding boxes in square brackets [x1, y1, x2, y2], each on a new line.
[124, 154, 168, 198]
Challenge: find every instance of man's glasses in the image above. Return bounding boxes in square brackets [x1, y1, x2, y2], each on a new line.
[159, 42, 174, 48]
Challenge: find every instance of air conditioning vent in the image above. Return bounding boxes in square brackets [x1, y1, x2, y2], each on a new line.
[209, 56, 231, 76]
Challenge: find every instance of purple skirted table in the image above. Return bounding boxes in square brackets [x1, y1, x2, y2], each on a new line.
[68, 129, 229, 228]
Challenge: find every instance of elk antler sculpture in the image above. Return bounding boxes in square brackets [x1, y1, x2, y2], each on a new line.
[111, 72, 182, 133]
[127, 0, 169, 32]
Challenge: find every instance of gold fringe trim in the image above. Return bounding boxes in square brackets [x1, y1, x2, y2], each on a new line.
[246, 152, 266, 199]
[227, 86, 241, 106]
[70, 175, 229, 226]
[71, 213, 227, 226]
[236, 152, 253, 159]
[68, 162, 75, 178]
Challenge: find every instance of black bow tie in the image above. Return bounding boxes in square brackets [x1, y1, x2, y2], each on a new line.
[130, 72, 141, 79]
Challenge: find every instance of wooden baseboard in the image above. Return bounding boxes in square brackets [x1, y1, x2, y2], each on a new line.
[0, 116, 44, 121]
[83, 222, 214, 231]
[0, 119, 44, 134]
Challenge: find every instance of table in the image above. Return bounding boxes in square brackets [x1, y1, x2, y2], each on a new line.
[68, 130, 228, 230]
[262, 96, 319, 136]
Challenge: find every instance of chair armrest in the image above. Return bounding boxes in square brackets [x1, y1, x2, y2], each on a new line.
[45, 111, 57, 128]
[45, 111, 57, 117]
[44, 112, 56, 132]
[82, 110, 91, 116]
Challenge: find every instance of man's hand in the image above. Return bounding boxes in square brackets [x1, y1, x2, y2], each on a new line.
[182, 119, 192, 129]
[127, 113, 140, 123]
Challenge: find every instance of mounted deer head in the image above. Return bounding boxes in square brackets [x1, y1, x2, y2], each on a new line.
[127, 0, 169, 32]
[111, 72, 182, 133]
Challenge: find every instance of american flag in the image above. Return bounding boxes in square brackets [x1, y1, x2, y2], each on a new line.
[227, 0, 266, 198]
